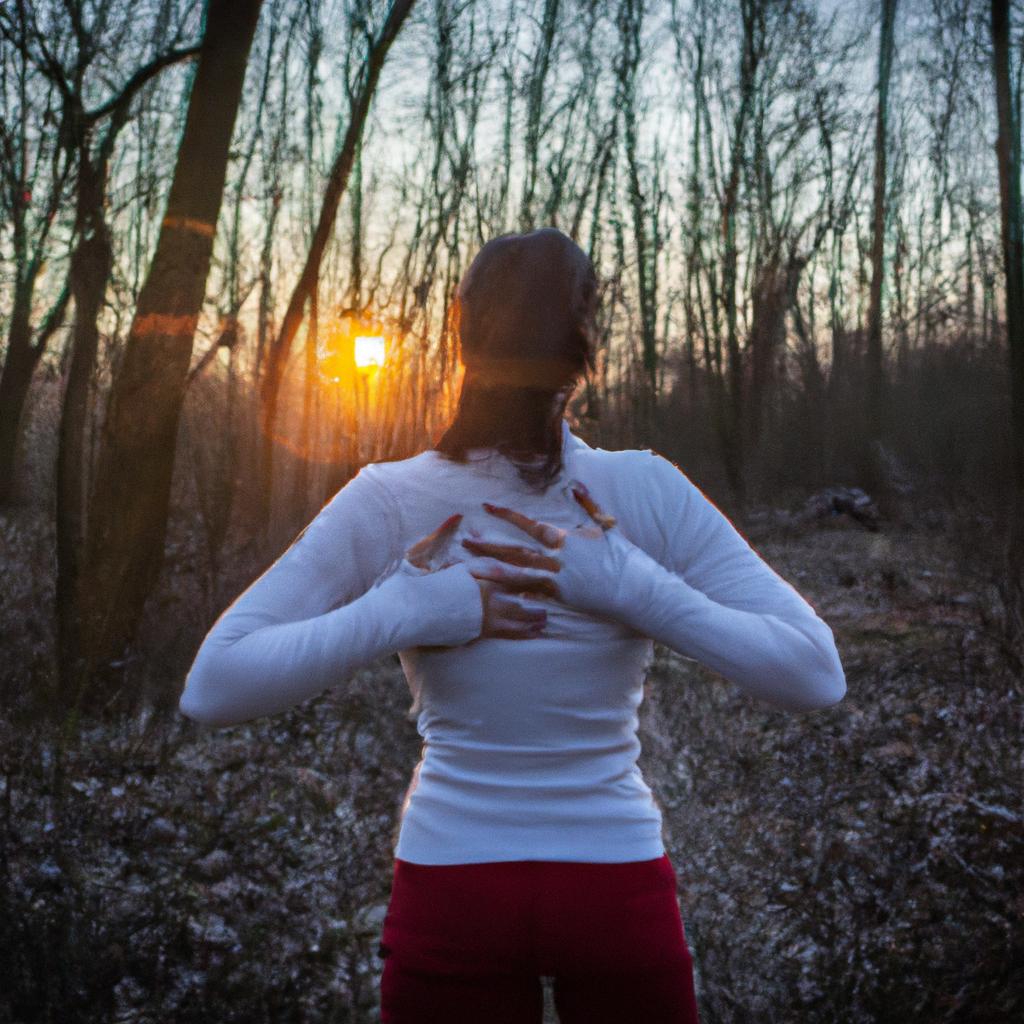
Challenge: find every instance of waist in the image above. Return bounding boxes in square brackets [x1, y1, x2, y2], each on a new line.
[402, 633, 654, 741]
[417, 736, 641, 787]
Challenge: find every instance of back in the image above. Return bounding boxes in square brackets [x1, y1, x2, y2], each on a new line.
[362, 437, 667, 866]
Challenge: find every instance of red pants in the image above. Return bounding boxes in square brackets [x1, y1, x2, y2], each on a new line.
[379, 856, 700, 1024]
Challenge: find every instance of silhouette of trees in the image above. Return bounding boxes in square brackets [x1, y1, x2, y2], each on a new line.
[55, 0, 264, 708]
[1, 0, 1023, 702]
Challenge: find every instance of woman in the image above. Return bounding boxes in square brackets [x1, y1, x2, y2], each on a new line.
[181, 228, 845, 1024]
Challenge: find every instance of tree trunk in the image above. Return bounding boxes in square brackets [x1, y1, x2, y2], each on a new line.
[617, 0, 657, 402]
[521, 0, 561, 231]
[748, 256, 806, 447]
[864, 0, 898, 485]
[683, 31, 706, 403]
[0, 283, 69, 504]
[0, 299, 36, 504]
[56, 220, 115, 697]
[260, 0, 418, 521]
[60, 0, 263, 702]
[718, 0, 758, 498]
[992, 0, 1024, 492]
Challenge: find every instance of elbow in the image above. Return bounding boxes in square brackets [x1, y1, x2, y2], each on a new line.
[178, 681, 229, 727]
[178, 689, 245, 728]
[794, 635, 846, 711]
[767, 666, 844, 713]
[765, 625, 846, 712]
[178, 656, 245, 728]
[800, 661, 846, 710]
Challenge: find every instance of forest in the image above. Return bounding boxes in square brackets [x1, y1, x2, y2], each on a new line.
[1, 0, 1023, 1021]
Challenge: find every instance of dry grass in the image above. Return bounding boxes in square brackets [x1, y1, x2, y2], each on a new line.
[1, 509, 1022, 1023]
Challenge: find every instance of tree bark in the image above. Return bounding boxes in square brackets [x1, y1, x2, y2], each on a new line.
[718, 0, 759, 498]
[0, 284, 70, 504]
[0, 6, 74, 505]
[56, 245, 114, 698]
[521, 0, 561, 231]
[55, 141, 118, 697]
[259, 0, 417, 521]
[60, 0, 263, 701]
[864, 0, 898, 485]
[748, 256, 807, 446]
[617, 0, 657, 404]
[992, 0, 1024, 492]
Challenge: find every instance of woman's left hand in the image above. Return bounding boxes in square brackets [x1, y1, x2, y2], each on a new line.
[462, 484, 654, 622]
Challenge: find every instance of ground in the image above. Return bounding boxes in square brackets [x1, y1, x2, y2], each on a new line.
[0, 509, 1021, 1023]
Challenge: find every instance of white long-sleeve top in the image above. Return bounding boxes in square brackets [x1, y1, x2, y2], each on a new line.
[181, 426, 845, 864]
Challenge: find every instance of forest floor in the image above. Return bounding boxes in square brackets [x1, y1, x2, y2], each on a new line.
[0, 506, 1022, 1024]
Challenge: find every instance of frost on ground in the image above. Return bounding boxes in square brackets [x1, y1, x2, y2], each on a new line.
[0, 513, 1021, 1023]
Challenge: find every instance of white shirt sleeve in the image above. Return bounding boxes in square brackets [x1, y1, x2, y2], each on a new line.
[179, 469, 483, 726]
[611, 452, 846, 711]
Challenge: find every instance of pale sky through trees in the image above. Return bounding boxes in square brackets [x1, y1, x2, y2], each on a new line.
[0, 0, 1016, 504]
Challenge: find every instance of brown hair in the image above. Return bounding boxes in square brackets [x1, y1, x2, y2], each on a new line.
[435, 229, 597, 487]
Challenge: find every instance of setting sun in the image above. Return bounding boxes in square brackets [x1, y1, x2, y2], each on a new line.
[354, 335, 385, 369]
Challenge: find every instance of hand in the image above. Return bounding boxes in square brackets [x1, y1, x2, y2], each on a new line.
[405, 514, 463, 571]
[461, 483, 646, 621]
[406, 514, 547, 640]
[477, 577, 547, 639]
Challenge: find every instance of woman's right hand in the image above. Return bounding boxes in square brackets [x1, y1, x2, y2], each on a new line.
[476, 578, 547, 640]
[406, 514, 547, 641]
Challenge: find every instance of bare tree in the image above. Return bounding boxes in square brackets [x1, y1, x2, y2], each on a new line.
[616, 0, 662, 407]
[259, 0, 418, 521]
[864, 0, 898, 483]
[991, 0, 1024, 491]
[0, 9, 74, 504]
[743, 2, 845, 450]
[0, 4, 198, 508]
[57, 0, 263, 705]
[716, 0, 763, 496]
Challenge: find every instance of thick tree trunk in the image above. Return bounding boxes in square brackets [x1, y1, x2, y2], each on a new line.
[864, 0, 898, 485]
[748, 257, 805, 447]
[0, 307, 35, 504]
[992, 0, 1024, 492]
[0, 282, 69, 503]
[59, 0, 263, 702]
[521, 0, 560, 231]
[617, 0, 657, 405]
[718, 0, 758, 499]
[260, 0, 417, 521]
[56, 221, 114, 695]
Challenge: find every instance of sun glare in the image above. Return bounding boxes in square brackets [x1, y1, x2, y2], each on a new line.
[354, 335, 385, 370]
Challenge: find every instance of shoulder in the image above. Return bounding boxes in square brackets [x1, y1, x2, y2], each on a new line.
[570, 438, 696, 505]
[344, 450, 443, 508]
[305, 454, 436, 538]
[358, 449, 440, 488]
[569, 438, 706, 558]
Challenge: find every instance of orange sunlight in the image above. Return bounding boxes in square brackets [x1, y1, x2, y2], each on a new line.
[354, 335, 386, 370]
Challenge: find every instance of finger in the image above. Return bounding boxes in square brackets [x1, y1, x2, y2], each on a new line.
[489, 624, 546, 640]
[483, 503, 565, 548]
[472, 568, 561, 601]
[491, 598, 548, 618]
[571, 488, 616, 530]
[492, 594, 547, 624]
[478, 583, 547, 640]
[461, 539, 561, 573]
[406, 513, 461, 564]
[406, 514, 462, 569]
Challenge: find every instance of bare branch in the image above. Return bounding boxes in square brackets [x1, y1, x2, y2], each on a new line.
[85, 44, 202, 124]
